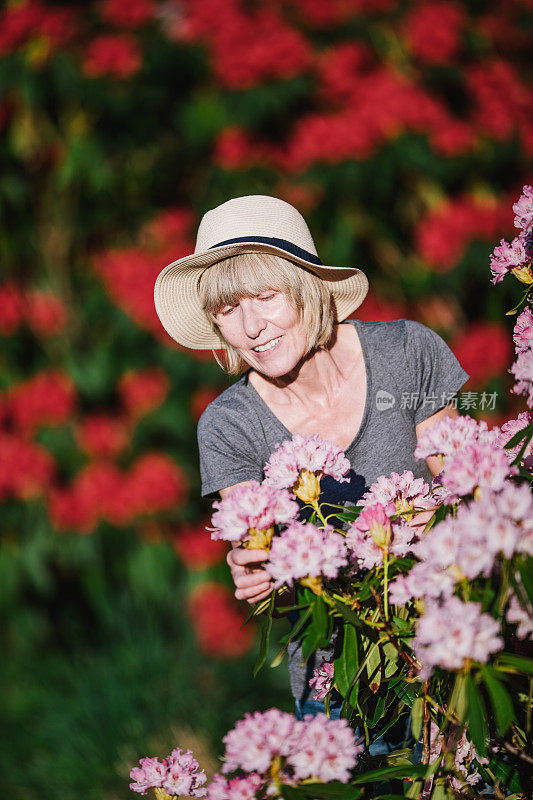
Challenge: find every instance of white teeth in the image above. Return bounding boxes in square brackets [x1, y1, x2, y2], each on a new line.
[253, 336, 281, 353]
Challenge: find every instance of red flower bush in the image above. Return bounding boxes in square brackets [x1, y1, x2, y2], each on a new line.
[5, 369, 76, 433]
[416, 195, 514, 272]
[25, 290, 68, 337]
[0, 283, 25, 335]
[188, 582, 255, 659]
[83, 34, 142, 79]
[404, 1, 466, 65]
[0, 432, 56, 501]
[173, 521, 227, 569]
[355, 292, 407, 323]
[118, 367, 169, 420]
[99, 0, 156, 28]
[48, 452, 187, 533]
[76, 413, 129, 459]
[451, 322, 512, 388]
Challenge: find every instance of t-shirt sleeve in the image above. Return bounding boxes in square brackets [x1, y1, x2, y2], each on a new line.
[403, 320, 469, 425]
[197, 402, 265, 497]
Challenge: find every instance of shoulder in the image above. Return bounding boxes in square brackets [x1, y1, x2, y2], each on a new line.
[197, 376, 254, 438]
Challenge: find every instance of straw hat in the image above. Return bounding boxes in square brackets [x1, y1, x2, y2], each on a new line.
[153, 194, 368, 349]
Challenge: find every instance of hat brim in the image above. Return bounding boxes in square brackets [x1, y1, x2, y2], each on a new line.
[154, 241, 369, 350]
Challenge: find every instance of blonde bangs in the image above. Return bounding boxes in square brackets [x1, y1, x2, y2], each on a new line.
[198, 252, 336, 374]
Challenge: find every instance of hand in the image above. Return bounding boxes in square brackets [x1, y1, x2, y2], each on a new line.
[226, 547, 273, 604]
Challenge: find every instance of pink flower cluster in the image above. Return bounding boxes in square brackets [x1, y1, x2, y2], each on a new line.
[266, 521, 347, 588]
[490, 185, 533, 284]
[309, 659, 334, 701]
[210, 481, 298, 543]
[495, 411, 532, 464]
[511, 309, 533, 409]
[264, 433, 350, 490]
[506, 591, 533, 640]
[346, 503, 415, 570]
[413, 596, 503, 678]
[207, 773, 262, 800]
[414, 414, 498, 461]
[429, 725, 488, 791]
[360, 470, 434, 520]
[130, 748, 207, 797]
[438, 441, 517, 499]
[222, 708, 362, 785]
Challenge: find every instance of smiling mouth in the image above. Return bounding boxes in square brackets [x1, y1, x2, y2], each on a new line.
[252, 336, 282, 353]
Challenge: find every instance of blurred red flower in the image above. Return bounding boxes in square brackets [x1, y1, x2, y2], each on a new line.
[142, 207, 195, 249]
[190, 386, 221, 422]
[355, 292, 407, 322]
[404, 1, 466, 65]
[83, 34, 142, 79]
[466, 60, 532, 146]
[188, 582, 255, 659]
[0, 283, 25, 335]
[173, 521, 227, 569]
[0, 432, 56, 501]
[415, 195, 514, 272]
[6, 369, 76, 433]
[76, 413, 129, 459]
[99, 0, 156, 28]
[451, 322, 512, 387]
[128, 452, 188, 515]
[0, 0, 42, 55]
[118, 367, 169, 419]
[25, 290, 68, 337]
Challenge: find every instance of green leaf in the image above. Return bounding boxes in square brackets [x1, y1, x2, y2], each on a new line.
[334, 623, 359, 699]
[481, 666, 514, 734]
[351, 764, 428, 784]
[495, 653, 533, 674]
[280, 785, 306, 800]
[447, 673, 467, 724]
[465, 674, 488, 758]
[333, 599, 366, 630]
[298, 782, 362, 799]
[517, 556, 533, 607]
[411, 696, 424, 740]
[253, 592, 275, 677]
[502, 423, 531, 449]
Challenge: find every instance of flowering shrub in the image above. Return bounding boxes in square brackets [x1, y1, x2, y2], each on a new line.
[131, 187, 533, 798]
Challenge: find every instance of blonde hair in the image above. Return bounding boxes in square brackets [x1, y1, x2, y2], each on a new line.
[198, 252, 336, 374]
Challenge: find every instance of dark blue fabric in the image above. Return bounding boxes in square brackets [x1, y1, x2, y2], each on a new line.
[209, 235, 324, 266]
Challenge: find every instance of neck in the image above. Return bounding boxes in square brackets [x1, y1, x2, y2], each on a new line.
[254, 322, 356, 407]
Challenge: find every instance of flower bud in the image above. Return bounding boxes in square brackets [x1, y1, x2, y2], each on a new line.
[293, 469, 321, 504]
[245, 526, 274, 551]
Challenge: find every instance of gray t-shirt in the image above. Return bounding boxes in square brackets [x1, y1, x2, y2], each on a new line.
[197, 319, 469, 700]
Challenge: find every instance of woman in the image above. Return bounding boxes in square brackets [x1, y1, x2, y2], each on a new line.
[154, 194, 469, 732]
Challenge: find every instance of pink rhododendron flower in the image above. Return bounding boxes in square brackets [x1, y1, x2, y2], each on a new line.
[266, 521, 347, 589]
[221, 709, 362, 784]
[490, 236, 528, 284]
[506, 591, 533, 640]
[163, 748, 207, 797]
[211, 481, 298, 543]
[389, 560, 456, 605]
[511, 347, 533, 408]
[360, 470, 434, 521]
[514, 307, 533, 353]
[207, 773, 263, 800]
[513, 185, 533, 234]
[414, 414, 497, 461]
[309, 659, 334, 700]
[438, 441, 516, 498]
[346, 504, 415, 570]
[413, 597, 503, 678]
[287, 714, 363, 783]
[129, 757, 168, 794]
[495, 411, 532, 462]
[264, 433, 350, 501]
[450, 730, 490, 790]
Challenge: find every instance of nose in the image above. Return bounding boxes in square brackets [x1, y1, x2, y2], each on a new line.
[240, 298, 267, 340]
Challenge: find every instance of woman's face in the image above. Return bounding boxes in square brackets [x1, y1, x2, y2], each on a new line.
[214, 291, 308, 378]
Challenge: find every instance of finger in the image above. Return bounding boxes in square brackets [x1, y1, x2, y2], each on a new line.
[235, 581, 273, 601]
[229, 548, 270, 567]
[235, 572, 271, 590]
